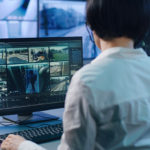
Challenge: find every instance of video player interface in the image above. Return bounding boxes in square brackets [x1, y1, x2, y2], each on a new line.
[0, 38, 82, 110]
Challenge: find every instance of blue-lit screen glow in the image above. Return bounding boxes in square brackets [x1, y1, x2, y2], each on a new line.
[39, 0, 100, 59]
[0, 0, 37, 38]
[0, 0, 100, 59]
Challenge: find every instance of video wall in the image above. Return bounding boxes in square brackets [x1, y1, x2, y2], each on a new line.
[2, 0, 149, 57]
[0, 0, 100, 59]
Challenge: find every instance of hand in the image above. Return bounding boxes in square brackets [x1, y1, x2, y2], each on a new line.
[1, 134, 26, 150]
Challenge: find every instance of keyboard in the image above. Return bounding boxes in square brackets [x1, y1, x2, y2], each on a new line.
[0, 123, 63, 144]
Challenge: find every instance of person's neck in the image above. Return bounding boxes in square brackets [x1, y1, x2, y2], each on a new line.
[100, 37, 134, 52]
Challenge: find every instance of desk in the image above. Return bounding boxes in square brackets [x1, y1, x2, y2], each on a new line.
[0, 108, 64, 150]
[40, 140, 60, 150]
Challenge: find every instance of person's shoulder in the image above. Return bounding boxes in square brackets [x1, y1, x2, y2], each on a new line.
[72, 59, 112, 86]
[71, 55, 138, 87]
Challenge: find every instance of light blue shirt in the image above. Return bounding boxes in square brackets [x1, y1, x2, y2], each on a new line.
[19, 47, 150, 150]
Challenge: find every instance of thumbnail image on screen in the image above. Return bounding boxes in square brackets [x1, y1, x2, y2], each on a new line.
[0, 49, 6, 65]
[50, 61, 69, 77]
[7, 48, 28, 64]
[0, 65, 7, 98]
[50, 46, 69, 62]
[50, 76, 69, 95]
[7, 63, 50, 95]
[29, 47, 49, 62]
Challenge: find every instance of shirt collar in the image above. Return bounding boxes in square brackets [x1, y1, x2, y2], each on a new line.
[91, 47, 148, 64]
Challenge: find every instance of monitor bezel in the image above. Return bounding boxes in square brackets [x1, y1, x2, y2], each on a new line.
[0, 37, 83, 115]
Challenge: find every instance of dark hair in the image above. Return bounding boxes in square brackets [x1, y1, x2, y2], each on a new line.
[86, 0, 150, 42]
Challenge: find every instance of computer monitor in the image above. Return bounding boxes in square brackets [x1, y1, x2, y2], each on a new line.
[0, 0, 37, 38]
[39, 0, 100, 59]
[0, 37, 83, 124]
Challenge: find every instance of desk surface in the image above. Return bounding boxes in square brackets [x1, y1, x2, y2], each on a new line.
[0, 108, 64, 150]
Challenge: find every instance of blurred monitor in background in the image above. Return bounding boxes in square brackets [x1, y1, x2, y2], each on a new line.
[39, 0, 100, 59]
[0, 0, 37, 38]
[0, 0, 100, 59]
[135, 30, 150, 56]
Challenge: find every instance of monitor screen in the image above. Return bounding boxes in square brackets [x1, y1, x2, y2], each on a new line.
[135, 31, 150, 56]
[0, 0, 37, 38]
[39, 0, 100, 59]
[0, 37, 83, 115]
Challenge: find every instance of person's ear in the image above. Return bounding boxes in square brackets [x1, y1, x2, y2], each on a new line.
[93, 31, 101, 50]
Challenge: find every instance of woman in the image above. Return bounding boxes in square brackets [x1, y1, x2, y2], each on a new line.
[2, 0, 150, 150]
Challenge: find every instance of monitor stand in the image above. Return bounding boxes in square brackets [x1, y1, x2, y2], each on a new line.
[3, 112, 59, 125]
